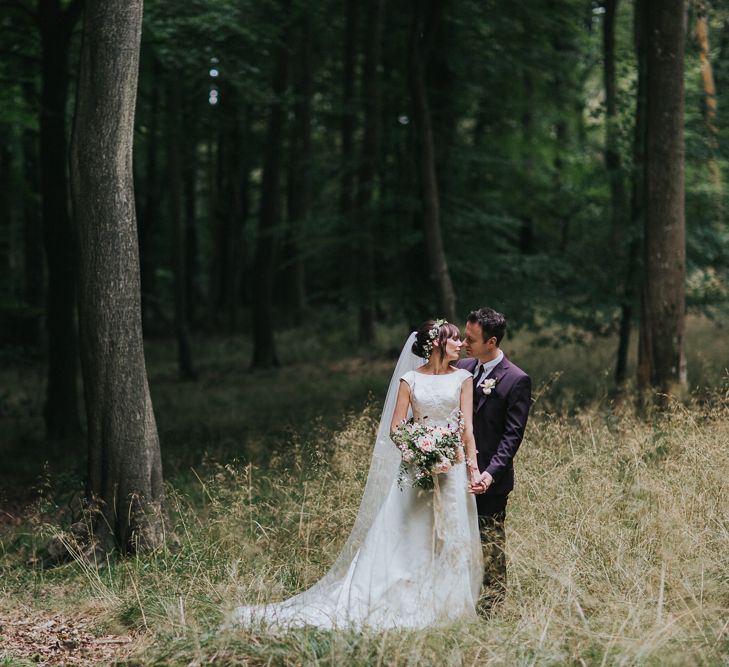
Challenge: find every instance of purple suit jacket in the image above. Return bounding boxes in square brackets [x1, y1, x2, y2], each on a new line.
[456, 355, 531, 513]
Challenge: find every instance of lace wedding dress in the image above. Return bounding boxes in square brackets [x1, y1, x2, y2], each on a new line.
[230, 335, 482, 630]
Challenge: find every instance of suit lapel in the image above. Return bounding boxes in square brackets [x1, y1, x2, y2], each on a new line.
[462, 358, 479, 374]
[460, 358, 481, 405]
[475, 355, 511, 414]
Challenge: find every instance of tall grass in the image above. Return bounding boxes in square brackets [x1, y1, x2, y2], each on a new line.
[2, 397, 729, 665]
[1, 315, 728, 665]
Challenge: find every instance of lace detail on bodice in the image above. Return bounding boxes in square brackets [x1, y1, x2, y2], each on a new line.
[400, 368, 471, 425]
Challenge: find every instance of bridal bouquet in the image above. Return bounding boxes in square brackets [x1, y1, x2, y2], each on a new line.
[391, 413, 464, 490]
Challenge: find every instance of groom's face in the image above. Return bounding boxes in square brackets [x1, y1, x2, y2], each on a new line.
[464, 321, 497, 359]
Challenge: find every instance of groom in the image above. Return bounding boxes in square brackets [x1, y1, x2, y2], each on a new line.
[456, 307, 531, 614]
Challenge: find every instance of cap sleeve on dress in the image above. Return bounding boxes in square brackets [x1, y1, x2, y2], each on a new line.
[400, 370, 415, 387]
[457, 368, 473, 386]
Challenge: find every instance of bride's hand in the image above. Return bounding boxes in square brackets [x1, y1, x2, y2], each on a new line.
[467, 464, 480, 486]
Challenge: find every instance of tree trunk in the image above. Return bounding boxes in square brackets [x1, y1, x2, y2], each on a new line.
[70, 0, 164, 553]
[251, 0, 292, 368]
[213, 90, 246, 331]
[355, 0, 386, 343]
[206, 108, 220, 323]
[426, 0, 455, 218]
[636, 0, 687, 401]
[551, 26, 571, 255]
[21, 110, 44, 321]
[182, 104, 199, 325]
[139, 57, 161, 332]
[167, 77, 196, 380]
[0, 140, 14, 300]
[615, 0, 647, 386]
[285, 13, 312, 318]
[694, 0, 722, 193]
[38, 0, 82, 441]
[339, 0, 357, 293]
[409, 0, 456, 322]
[520, 69, 535, 255]
[603, 0, 628, 245]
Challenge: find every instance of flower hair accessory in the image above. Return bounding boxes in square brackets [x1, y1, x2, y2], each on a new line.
[422, 318, 448, 359]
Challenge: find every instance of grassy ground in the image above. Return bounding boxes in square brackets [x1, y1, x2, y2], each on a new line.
[1, 316, 728, 665]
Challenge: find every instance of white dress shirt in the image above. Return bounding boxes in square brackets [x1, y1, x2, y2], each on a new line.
[473, 350, 504, 386]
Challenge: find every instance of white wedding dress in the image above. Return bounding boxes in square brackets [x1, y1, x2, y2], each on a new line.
[230, 335, 482, 630]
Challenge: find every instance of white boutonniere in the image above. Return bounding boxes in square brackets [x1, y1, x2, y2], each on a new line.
[480, 377, 498, 395]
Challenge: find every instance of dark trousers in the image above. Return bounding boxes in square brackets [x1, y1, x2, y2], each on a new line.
[477, 494, 508, 614]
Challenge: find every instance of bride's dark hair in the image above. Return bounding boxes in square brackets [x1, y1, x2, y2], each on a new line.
[411, 319, 460, 361]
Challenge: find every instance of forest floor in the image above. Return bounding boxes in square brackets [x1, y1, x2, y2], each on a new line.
[1, 316, 728, 665]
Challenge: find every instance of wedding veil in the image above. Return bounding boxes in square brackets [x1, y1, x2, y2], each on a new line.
[306, 331, 424, 592]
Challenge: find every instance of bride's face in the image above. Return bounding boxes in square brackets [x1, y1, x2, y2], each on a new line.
[444, 333, 463, 361]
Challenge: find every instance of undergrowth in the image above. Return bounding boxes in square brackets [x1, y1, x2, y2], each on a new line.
[1, 315, 728, 665]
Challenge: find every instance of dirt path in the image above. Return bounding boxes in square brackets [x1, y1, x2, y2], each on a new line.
[0, 610, 142, 666]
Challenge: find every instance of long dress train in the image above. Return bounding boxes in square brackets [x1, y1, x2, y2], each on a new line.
[230, 339, 481, 630]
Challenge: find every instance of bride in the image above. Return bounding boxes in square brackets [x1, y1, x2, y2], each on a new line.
[230, 319, 482, 630]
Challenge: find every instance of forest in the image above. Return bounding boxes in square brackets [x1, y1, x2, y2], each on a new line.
[1, 0, 728, 664]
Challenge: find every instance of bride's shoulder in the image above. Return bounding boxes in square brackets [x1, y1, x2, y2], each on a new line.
[454, 367, 473, 383]
[399, 370, 415, 386]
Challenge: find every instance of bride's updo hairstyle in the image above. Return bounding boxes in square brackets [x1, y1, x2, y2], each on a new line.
[411, 319, 460, 361]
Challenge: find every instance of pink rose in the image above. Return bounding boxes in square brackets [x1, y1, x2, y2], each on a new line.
[433, 459, 452, 474]
[418, 437, 434, 452]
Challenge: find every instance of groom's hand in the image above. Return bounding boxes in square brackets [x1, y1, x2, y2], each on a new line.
[470, 471, 493, 494]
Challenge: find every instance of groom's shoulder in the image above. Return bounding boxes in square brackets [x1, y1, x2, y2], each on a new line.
[455, 359, 474, 371]
[503, 355, 529, 381]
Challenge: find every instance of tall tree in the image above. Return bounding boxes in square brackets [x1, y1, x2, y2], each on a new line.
[340, 0, 358, 311]
[138, 56, 161, 331]
[70, 0, 164, 553]
[21, 94, 44, 325]
[615, 0, 647, 386]
[38, 0, 82, 440]
[637, 0, 687, 399]
[409, 0, 456, 322]
[218, 95, 246, 329]
[355, 0, 385, 343]
[603, 0, 627, 245]
[251, 0, 292, 368]
[284, 11, 313, 318]
[167, 76, 196, 380]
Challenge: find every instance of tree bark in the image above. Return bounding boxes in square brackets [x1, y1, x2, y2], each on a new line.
[339, 0, 357, 289]
[222, 104, 244, 330]
[21, 110, 44, 320]
[603, 0, 628, 245]
[355, 0, 385, 343]
[551, 20, 571, 255]
[70, 0, 164, 553]
[38, 0, 82, 441]
[167, 77, 196, 380]
[138, 56, 161, 332]
[615, 0, 647, 386]
[285, 12, 312, 318]
[636, 0, 687, 401]
[409, 0, 456, 322]
[0, 139, 14, 300]
[251, 0, 292, 368]
[182, 110, 199, 325]
[520, 69, 535, 255]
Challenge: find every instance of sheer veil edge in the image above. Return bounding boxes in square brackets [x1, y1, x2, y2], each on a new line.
[307, 331, 423, 591]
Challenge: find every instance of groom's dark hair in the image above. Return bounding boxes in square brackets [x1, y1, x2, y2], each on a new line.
[467, 307, 506, 345]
